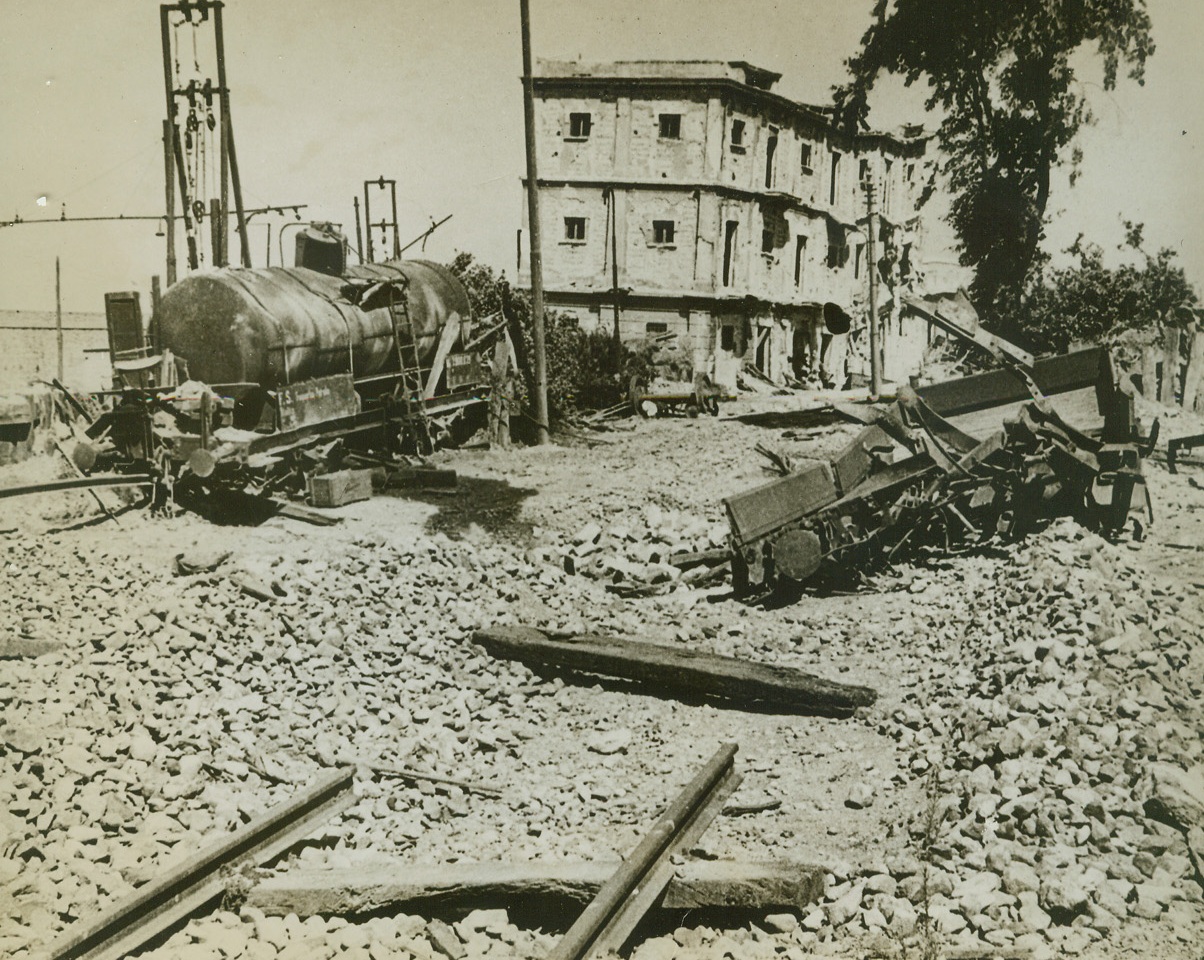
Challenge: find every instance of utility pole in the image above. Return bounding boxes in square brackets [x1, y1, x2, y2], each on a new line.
[520, 0, 550, 444]
[609, 189, 621, 344]
[864, 180, 882, 397]
[162, 119, 176, 285]
[213, 2, 251, 267]
[354, 197, 364, 264]
[55, 258, 64, 383]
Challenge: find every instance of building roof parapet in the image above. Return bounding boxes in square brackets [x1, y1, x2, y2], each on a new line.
[533, 58, 928, 147]
[537, 59, 782, 88]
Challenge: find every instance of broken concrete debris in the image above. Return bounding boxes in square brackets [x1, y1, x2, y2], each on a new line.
[4, 339, 1204, 960]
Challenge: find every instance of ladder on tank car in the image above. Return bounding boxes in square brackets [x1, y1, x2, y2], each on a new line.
[387, 281, 434, 453]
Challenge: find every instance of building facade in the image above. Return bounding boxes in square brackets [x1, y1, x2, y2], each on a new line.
[519, 59, 933, 388]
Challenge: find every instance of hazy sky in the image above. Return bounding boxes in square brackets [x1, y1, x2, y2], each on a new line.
[1, 0, 1200, 312]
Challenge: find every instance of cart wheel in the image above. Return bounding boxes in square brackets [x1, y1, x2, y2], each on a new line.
[638, 399, 659, 418]
[686, 401, 700, 418]
[629, 375, 647, 417]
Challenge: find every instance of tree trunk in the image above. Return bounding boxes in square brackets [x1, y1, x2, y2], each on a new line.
[1141, 342, 1160, 400]
[1160, 325, 1181, 405]
[1180, 326, 1204, 412]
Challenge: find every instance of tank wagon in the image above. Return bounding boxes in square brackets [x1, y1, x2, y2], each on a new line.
[94, 229, 498, 494]
[156, 257, 472, 389]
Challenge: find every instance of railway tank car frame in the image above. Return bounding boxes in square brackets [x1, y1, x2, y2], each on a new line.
[85, 227, 503, 503]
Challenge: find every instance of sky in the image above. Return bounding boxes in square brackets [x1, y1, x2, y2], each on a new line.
[0, 0, 1200, 313]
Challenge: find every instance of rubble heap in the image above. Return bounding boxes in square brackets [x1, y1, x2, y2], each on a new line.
[780, 519, 1204, 958]
[1, 493, 1201, 959]
[539, 503, 729, 588]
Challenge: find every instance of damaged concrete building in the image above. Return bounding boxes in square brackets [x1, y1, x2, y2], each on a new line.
[519, 59, 933, 389]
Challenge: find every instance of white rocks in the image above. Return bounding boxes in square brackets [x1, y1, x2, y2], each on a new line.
[1002, 861, 1040, 896]
[1146, 762, 1204, 829]
[761, 912, 798, 934]
[844, 783, 875, 810]
[586, 728, 632, 755]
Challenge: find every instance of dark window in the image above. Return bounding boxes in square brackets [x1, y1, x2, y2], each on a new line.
[721, 325, 736, 350]
[730, 119, 746, 149]
[761, 229, 774, 254]
[829, 151, 841, 205]
[900, 242, 913, 280]
[794, 236, 807, 286]
[800, 143, 813, 174]
[652, 220, 675, 245]
[646, 322, 669, 334]
[905, 162, 916, 183]
[568, 113, 591, 138]
[659, 114, 681, 139]
[859, 158, 871, 183]
[564, 217, 586, 241]
[722, 220, 738, 285]
[854, 242, 865, 278]
[765, 130, 778, 189]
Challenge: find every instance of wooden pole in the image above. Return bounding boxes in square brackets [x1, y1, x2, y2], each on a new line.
[159, 8, 177, 285]
[162, 120, 176, 286]
[151, 275, 162, 352]
[609, 189, 621, 344]
[354, 197, 364, 265]
[363, 184, 375, 263]
[864, 180, 882, 397]
[520, 0, 550, 444]
[209, 198, 224, 265]
[55, 257, 64, 383]
[390, 181, 401, 260]
[214, 2, 251, 268]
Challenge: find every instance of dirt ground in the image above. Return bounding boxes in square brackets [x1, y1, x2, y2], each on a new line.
[1, 392, 1202, 960]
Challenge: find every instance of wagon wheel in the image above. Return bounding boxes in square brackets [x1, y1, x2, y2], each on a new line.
[629, 374, 655, 418]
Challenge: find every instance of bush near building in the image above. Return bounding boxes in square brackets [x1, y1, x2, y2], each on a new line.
[449, 252, 645, 422]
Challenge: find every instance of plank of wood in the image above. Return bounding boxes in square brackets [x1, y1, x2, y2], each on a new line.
[668, 547, 730, 571]
[0, 638, 63, 659]
[472, 626, 877, 716]
[0, 473, 156, 501]
[247, 858, 826, 917]
[274, 500, 341, 526]
[423, 311, 464, 398]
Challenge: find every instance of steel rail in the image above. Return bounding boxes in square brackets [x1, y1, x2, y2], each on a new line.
[49, 766, 355, 960]
[549, 743, 742, 960]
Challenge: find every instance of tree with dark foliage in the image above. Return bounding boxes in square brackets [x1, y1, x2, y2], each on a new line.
[836, 0, 1154, 338]
[1019, 223, 1197, 354]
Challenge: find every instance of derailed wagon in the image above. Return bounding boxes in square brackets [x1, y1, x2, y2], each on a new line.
[724, 315, 1157, 596]
[80, 229, 498, 504]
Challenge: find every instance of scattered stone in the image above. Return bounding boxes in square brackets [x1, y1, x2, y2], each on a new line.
[586, 728, 633, 755]
[845, 783, 875, 810]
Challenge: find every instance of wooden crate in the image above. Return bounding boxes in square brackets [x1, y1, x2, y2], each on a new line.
[308, 468, 374, 508]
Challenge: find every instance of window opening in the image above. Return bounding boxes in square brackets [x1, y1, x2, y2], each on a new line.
[568, 113, 591, 138]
